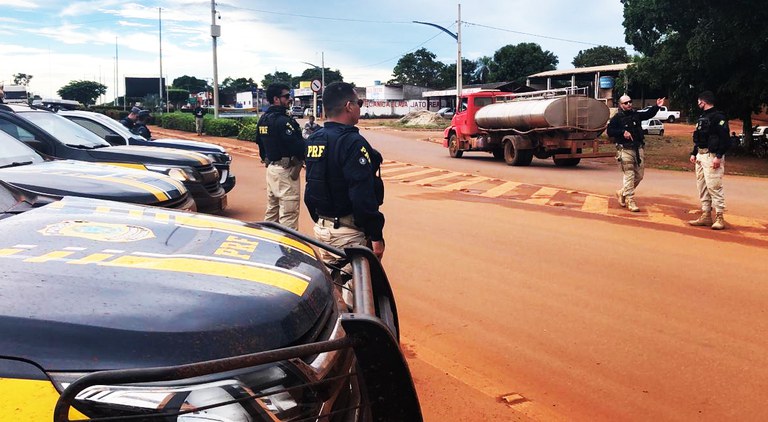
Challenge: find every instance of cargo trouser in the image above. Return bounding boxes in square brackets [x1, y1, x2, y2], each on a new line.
[195, 117, 204, 135]
[616, 146, 644, 198]
[312, 216, 368, 266]
[265, 164, 301, 230]
[695, 152, 726, 213]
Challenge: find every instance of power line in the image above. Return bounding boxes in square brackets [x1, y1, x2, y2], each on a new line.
[226, 5, 412, 24]
[463, 21, 605, 47]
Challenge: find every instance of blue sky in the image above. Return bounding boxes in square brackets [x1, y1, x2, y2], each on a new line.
[1, 0, 632, 101]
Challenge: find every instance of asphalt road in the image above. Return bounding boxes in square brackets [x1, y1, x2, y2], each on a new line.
[157, 126, 768, 421]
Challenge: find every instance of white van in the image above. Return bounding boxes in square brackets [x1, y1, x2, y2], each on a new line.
[1, 85, 28, 104]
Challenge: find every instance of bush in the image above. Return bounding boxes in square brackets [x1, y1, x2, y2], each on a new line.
[238, 123, 258, 142]
[160, 112, 195, 132]
[205, 118, 240, 137]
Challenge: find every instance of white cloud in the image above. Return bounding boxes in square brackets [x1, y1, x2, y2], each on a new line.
[0, 0, 38, 8]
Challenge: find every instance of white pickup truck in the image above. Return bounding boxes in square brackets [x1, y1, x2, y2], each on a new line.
[652, 106, 681, 123]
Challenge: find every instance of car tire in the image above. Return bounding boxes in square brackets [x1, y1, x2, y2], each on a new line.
[667, 116, 676, 123]
[449, 134, 463, 158]
[503, 140, 533, 166]
[659, 129, 664, 136]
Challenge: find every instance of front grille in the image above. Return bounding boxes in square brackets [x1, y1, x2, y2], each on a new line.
[194, 163, 223, 194]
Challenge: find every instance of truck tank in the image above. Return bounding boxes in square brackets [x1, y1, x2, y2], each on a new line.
[475, 95, 609, 131]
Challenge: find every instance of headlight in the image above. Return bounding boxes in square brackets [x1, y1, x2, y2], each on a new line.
[50, 364, 327, 421]
[145, 165, 202, 183]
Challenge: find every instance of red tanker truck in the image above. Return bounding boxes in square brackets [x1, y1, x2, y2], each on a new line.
[442, 87, 615, 166]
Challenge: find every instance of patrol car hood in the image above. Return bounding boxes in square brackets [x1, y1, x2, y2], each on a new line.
[86, 145, 212, 167]
[0, 197, 332, 371]
[152, 137, 227, 154]
[0, 160, 185, 206]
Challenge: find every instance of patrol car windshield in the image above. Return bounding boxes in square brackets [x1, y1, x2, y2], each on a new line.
[0, 130, 45, 167]
[18, 112, 112, 149]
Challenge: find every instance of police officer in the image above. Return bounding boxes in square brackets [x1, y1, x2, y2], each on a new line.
[120, 106, 141, 131]
[607, 95, 665, 212]
[688, 90, 730, 230]
[132, 110, 152, 140]
[304, 82, 385, 264]
[255, 83, 305, 230]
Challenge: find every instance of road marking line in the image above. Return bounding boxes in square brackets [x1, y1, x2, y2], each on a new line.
[480, 181, 522, 198]
[384, 168, 439, 181]
[581, 195, 609, 214]
[380, 162, 409, 170]
[645, 205, 684, 226]
[438, 176, 491, 191]
[409, 171, 461, 185]
[725, 214, 766, 229]
[524, 187, 559, 205]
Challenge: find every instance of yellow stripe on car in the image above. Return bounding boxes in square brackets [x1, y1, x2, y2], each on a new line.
[102, 255, 309, 296]
[123, 146, 210, 164]
[100, 162, 148, 170]
[0, 378, 87, 421]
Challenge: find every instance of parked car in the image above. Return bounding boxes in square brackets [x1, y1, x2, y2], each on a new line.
[0, 103, 227, 213]
[436, 107, 455, 119]
[0, 187, 422, 421]
[641, 119, 665, 136]
[291, 106, 305, 117]
[59, 110, 236, 193]
[0, 129, 195, 211]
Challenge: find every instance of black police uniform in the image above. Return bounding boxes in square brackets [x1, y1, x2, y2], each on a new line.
[120, 116, 135, 131]
[255, 105, 305, 165]
[692, 108, 730, 158]
[607, 105, 660, 152]
[304, 121, 385, 241]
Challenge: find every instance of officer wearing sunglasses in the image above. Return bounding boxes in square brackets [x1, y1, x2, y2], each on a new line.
[255, 83, 306, 230]
[607, 94, 665, 212]
[304, 82, 385, 270]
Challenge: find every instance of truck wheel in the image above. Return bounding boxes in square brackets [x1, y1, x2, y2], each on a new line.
[553, 148, 581, 167]
[448, 134, 463, 158]
[667, 116, 676, 123]
[504, 141, 533, 166]
[492, 148, 504, 159]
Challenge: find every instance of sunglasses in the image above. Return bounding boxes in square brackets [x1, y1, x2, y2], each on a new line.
[622, 100, 633, 105]
[346, 99, 364, 108]
[280, 93, 291, 99]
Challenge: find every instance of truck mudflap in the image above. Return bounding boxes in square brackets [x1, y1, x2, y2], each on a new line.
[53, 223, 420, 422]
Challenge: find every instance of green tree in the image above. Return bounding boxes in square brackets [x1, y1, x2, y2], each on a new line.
[472, 56, 494, 84]
[439, 58, 478, 89]
[290, 68, 344, 89]
[389, 48, 446, 88]
[572, 46, 630, 67]
[13, 73, 33, 86]
[167, 88, 191, 108]
[57, 80, 107, 106]
[489, 43, 558, 84]
[261, 72, 293, 89]
[172, 75, 208, 94]
[621, 0, 768, 151]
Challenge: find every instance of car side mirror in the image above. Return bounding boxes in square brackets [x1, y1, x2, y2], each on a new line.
[105, 134, 126, 146]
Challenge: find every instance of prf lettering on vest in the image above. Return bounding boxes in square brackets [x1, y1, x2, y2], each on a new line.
[360, 146, 371, 162]
[307, 145, 325, 158]
[258, 126, 269, 135]
[214, 235, 259, 260]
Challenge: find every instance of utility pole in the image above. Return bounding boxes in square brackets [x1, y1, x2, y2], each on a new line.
[114, 37, 119, 107]
[210, 0, 221, 118]
[159, 8, 163, 112]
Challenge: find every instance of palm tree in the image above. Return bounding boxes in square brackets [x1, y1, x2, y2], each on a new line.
[472, 56, 493, 84]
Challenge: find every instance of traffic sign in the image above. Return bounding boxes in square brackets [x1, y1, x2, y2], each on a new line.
[311, 79, 322, 93]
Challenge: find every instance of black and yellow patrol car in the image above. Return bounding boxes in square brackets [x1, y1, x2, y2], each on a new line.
[0, 103, 227, 213]
[0, 129, 195, 211]
[0, 186, 422, 421]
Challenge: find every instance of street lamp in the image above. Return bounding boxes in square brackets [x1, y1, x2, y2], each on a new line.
[210, 0, 221, 118]
[301, 52, 324, 119]
[413, 3, 462, 111]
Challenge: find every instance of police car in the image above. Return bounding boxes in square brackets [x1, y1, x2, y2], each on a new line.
[0, 186, 422, 421]
[0, 129, 195, 211]
[59, 109, 236, 193]
[0, 103, 227, 213]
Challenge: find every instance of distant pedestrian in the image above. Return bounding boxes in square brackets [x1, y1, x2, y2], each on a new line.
[132, 110, 152, 140]
[304, 81, 386, 266]
[607, 95, 665, 212]
[688, 90, 730, 230]
[120, 106, 141, 131]
[302, 115, 321, 139]
[194, 104, 205, 136]
[254, 83, 305, 230]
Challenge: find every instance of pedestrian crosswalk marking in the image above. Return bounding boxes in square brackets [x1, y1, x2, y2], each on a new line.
[581, 195, 609, 214]
[438, 177, 491, 191]
[409, 171, 461, 186]
[645, 205, 685, 226]
[480, 181, 522, 198]
[383, 168, 440, 181]
[525, 187, 559, 205]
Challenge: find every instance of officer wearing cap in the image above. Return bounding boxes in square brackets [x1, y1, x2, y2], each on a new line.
[688, 90, 730, 230]
[255, 83, 305, 230]
[132, 109, 152, 140]
[607, 95, 665, 212]
[120, 106, 142, 131]
[304, 81, 385, 264]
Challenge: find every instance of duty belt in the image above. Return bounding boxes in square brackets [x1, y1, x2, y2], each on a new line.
[318, 214, 359, 230]
[267, 157, 292, 168]
[698, 148, 710, 154]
